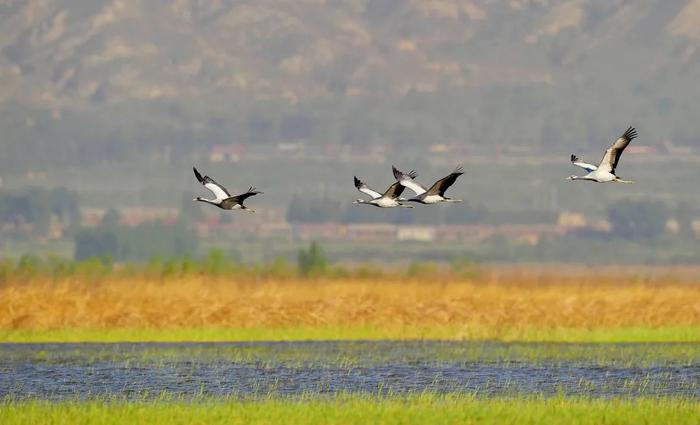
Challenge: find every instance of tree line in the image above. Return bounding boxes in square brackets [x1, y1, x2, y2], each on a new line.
[0, 187, 79, 238]
[0, 186, 696, 264]
[74, 209, 198, 262]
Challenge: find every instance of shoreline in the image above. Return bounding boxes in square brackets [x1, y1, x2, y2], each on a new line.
[2, 325, 699, 344]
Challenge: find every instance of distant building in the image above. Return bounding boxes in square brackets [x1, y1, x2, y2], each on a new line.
[276, 142, 305, 154]
[294, 223, 344, 241]
[81, 208, 107, 227]
[81, 207, 179, 227]
[692, 220, 700, 236]
[558, 212, 587, 229]
[588, 220, 612, 232]
[429, 144, 452, 154]
[209, 144, 246, 162]
[397, 226, 436, 242]
[626, 146, 656, 155]
[666, 219, 680, 233]
[347, 223, 396, 241]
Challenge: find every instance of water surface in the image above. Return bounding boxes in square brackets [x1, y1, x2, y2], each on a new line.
[1, 341, 698, 400]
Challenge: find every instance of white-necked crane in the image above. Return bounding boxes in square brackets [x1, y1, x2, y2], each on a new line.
[192, 167, 261, 212]
[567, 126, 637, 183]
[353, 176, 414, 208]
[392, 165, 464, 204]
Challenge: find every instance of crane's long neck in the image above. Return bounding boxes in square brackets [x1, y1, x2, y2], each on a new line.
[194, 197, 217, 205]
[614, 178, 634, 184]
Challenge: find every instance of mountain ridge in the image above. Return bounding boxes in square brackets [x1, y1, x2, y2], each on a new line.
[1, 0, 699, 167]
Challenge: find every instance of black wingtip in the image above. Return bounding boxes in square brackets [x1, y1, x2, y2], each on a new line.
[193, 167, 204, 183]
[623, 126, 637, 141]
[392, 165, 401, 180]
[571, 154, 578, 162]
[354, 176, 363, 189]
[393, 165, 416, 180]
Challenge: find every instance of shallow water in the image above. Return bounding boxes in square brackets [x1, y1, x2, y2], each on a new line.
[1, 341, 698, 400]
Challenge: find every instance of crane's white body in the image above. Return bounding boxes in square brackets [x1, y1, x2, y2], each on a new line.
[192, 167, 261, 211]
[420, 194, 451, 204]
[393, 166, 464, 204]
[353, 176, 413, 208]
[567, 127, 637, 184]
[569, 169, 616, 183]
[354, 197, 412, 208]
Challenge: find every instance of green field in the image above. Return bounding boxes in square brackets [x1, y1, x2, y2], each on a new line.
[2, 396, 699, 425]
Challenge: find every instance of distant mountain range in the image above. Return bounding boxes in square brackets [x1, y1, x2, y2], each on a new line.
[2, 0, 700, 167]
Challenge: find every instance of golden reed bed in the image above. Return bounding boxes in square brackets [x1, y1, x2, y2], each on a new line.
[2, 266, 700, 341]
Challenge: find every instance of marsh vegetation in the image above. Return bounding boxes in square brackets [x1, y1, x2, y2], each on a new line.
[2, 264, 698, 423]
[2, 263, 699, 343]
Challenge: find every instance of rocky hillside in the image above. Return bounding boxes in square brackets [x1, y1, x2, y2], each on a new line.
[1, 0, 700, 166]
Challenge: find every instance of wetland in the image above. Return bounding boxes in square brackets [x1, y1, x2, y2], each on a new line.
[2, 340, 699, 401]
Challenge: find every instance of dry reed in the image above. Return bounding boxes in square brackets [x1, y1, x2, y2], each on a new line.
[2, 267, 699, 336]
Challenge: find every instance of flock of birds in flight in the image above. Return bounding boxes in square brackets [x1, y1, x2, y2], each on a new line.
[193, 126, 638, 212]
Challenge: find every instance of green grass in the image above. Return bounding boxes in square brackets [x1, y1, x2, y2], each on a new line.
[2, 325, 700, 343]
[2, 395, 699, 425]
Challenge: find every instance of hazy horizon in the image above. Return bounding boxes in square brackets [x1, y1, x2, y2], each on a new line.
[1, 1, 699, 263]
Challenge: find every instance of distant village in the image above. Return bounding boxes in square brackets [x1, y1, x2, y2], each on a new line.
[75, 207, 700, 246]
[2, 140, 699, 249]
[202, 138, 687, 165]
[77, 139, 699, 245]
